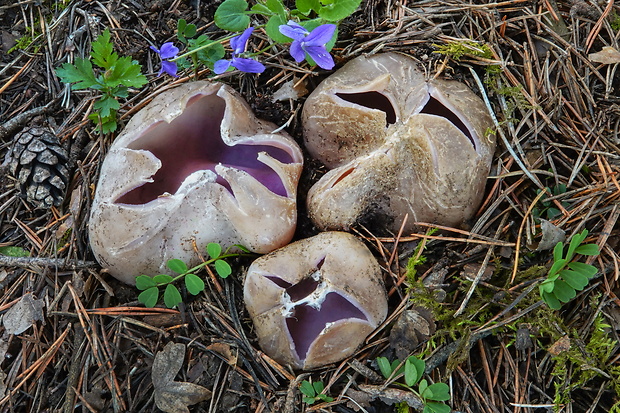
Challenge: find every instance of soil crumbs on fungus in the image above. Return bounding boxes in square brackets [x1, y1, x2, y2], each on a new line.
[1, 1, 620, 412]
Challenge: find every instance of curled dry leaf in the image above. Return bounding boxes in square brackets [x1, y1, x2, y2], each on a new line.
[152, 342, 212, 413]
[588, 46, 620, 65]
[2, 293, 44, 335]
[533, 218, 566, 251]
[388, 307, 436, 360]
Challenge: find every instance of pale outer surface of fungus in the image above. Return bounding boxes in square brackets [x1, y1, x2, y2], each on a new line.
[89, 81, 303, 284]
[303, 52, 496, 234]
[244, 231, 388, 370]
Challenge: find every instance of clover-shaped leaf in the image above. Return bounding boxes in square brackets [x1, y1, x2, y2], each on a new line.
[152, 343, 212, 413]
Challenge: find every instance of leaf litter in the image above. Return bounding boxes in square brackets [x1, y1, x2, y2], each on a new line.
[0, 0, 619, 412]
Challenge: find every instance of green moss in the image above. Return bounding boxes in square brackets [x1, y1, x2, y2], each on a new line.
[610, 11, 620, 31]
[433, 39, 493, 60]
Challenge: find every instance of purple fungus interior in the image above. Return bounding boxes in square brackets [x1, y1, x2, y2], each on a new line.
[336, 91, 397, 126]
[419, 95, 476, 149]
[263, 275, 319, 302]
[115, 93, 294, 205]
[286, 292, 367, 361]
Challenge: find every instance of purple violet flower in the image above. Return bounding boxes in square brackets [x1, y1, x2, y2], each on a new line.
[214, 27, 265, 74]
[150, 42, 180, 77]
[279, 21, 336, 70]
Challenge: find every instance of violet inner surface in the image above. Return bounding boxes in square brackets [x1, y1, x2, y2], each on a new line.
[265, 267, 368, 361]
[116, 94, 294, 205]
[286, 293, 367, 360]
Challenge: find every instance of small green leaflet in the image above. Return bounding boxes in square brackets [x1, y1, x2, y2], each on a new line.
[56, 58, 98, 90]
[214, 0, 250, 31]
[167, 258, 188, 274]
[318, 0, 362, 21]
[91, 29, 117, 69]
[185, 274, 205, 295]
[207, 242, 222, 259]
[423, 402, 451, 413]
[139, 287, 159, 308]
[135, 275, 157, 290]
[215, 260, 232, 278]
[93, 95, 120, 118]
[164, 284, 182, 308]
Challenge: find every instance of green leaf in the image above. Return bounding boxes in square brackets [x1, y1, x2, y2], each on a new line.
[56, 59, 99, 89]
[567, 261, 598, 278]
[423, 402, 452, 413]
[167, 258, 188, 274]
[251, 3, 272, 15]
[567, 229, 588, 259]
[312, 381, 325, 394]
[376, 357, 393, 379]
[0, 246, 29, 257]
[177, 19, 196, 43]
[91, 29, 118, 69]
[190, 36, 226, 67]
[407, 356, 425, 383]
[404, 358, 418, 387]
[553, 280, 576, 303]
[99, 116, 118, 134]
[574, 244, 600, 256]
[418, 379, 428, 397]
[552, 241, 564, 264]
[232, 244, 251, 253]
[548, 258, 567, 278]
[266, 15, 290, 43]
[318, 0, 362, 21]
[296, 0, 321, 15]
[539, 279, 556, 293]
[559, 269, 589, 290]
[185, 273, 205, 295]
[207, 242, 222, 259]
[423, 383, 450, 401]
[153, 274, 174, 284]
[93, 95, 120, 118]
[541, 290, 561, 309]
[214, 0, 250, 31]
[302, 396, 317, 404]
[135, 275, 158, 290]
[300, 380, 316, 397]
[138, 287, 159, 308]
[164, 284, 183, 308]
[215, 259, 232, 278]
[105, 56, 147, 88]
[317, 393, 334, 402]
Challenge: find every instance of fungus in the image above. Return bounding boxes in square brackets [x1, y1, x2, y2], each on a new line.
[89, 81, 303, 284]
[303, 52, 496, 234]
[244, 231, 387, 370]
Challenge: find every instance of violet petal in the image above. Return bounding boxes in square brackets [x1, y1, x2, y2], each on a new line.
[279, 22, 308, 41]
[232, 57, 265, 73]
[289, 41, 305, 63]
[159, 42, 179, 59]
[304, 45, 334, 70]
[304, 24, 336, 47]
[213, 59, 232, 74]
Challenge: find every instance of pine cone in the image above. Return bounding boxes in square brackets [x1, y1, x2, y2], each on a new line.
[9, 127, 69, 208]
